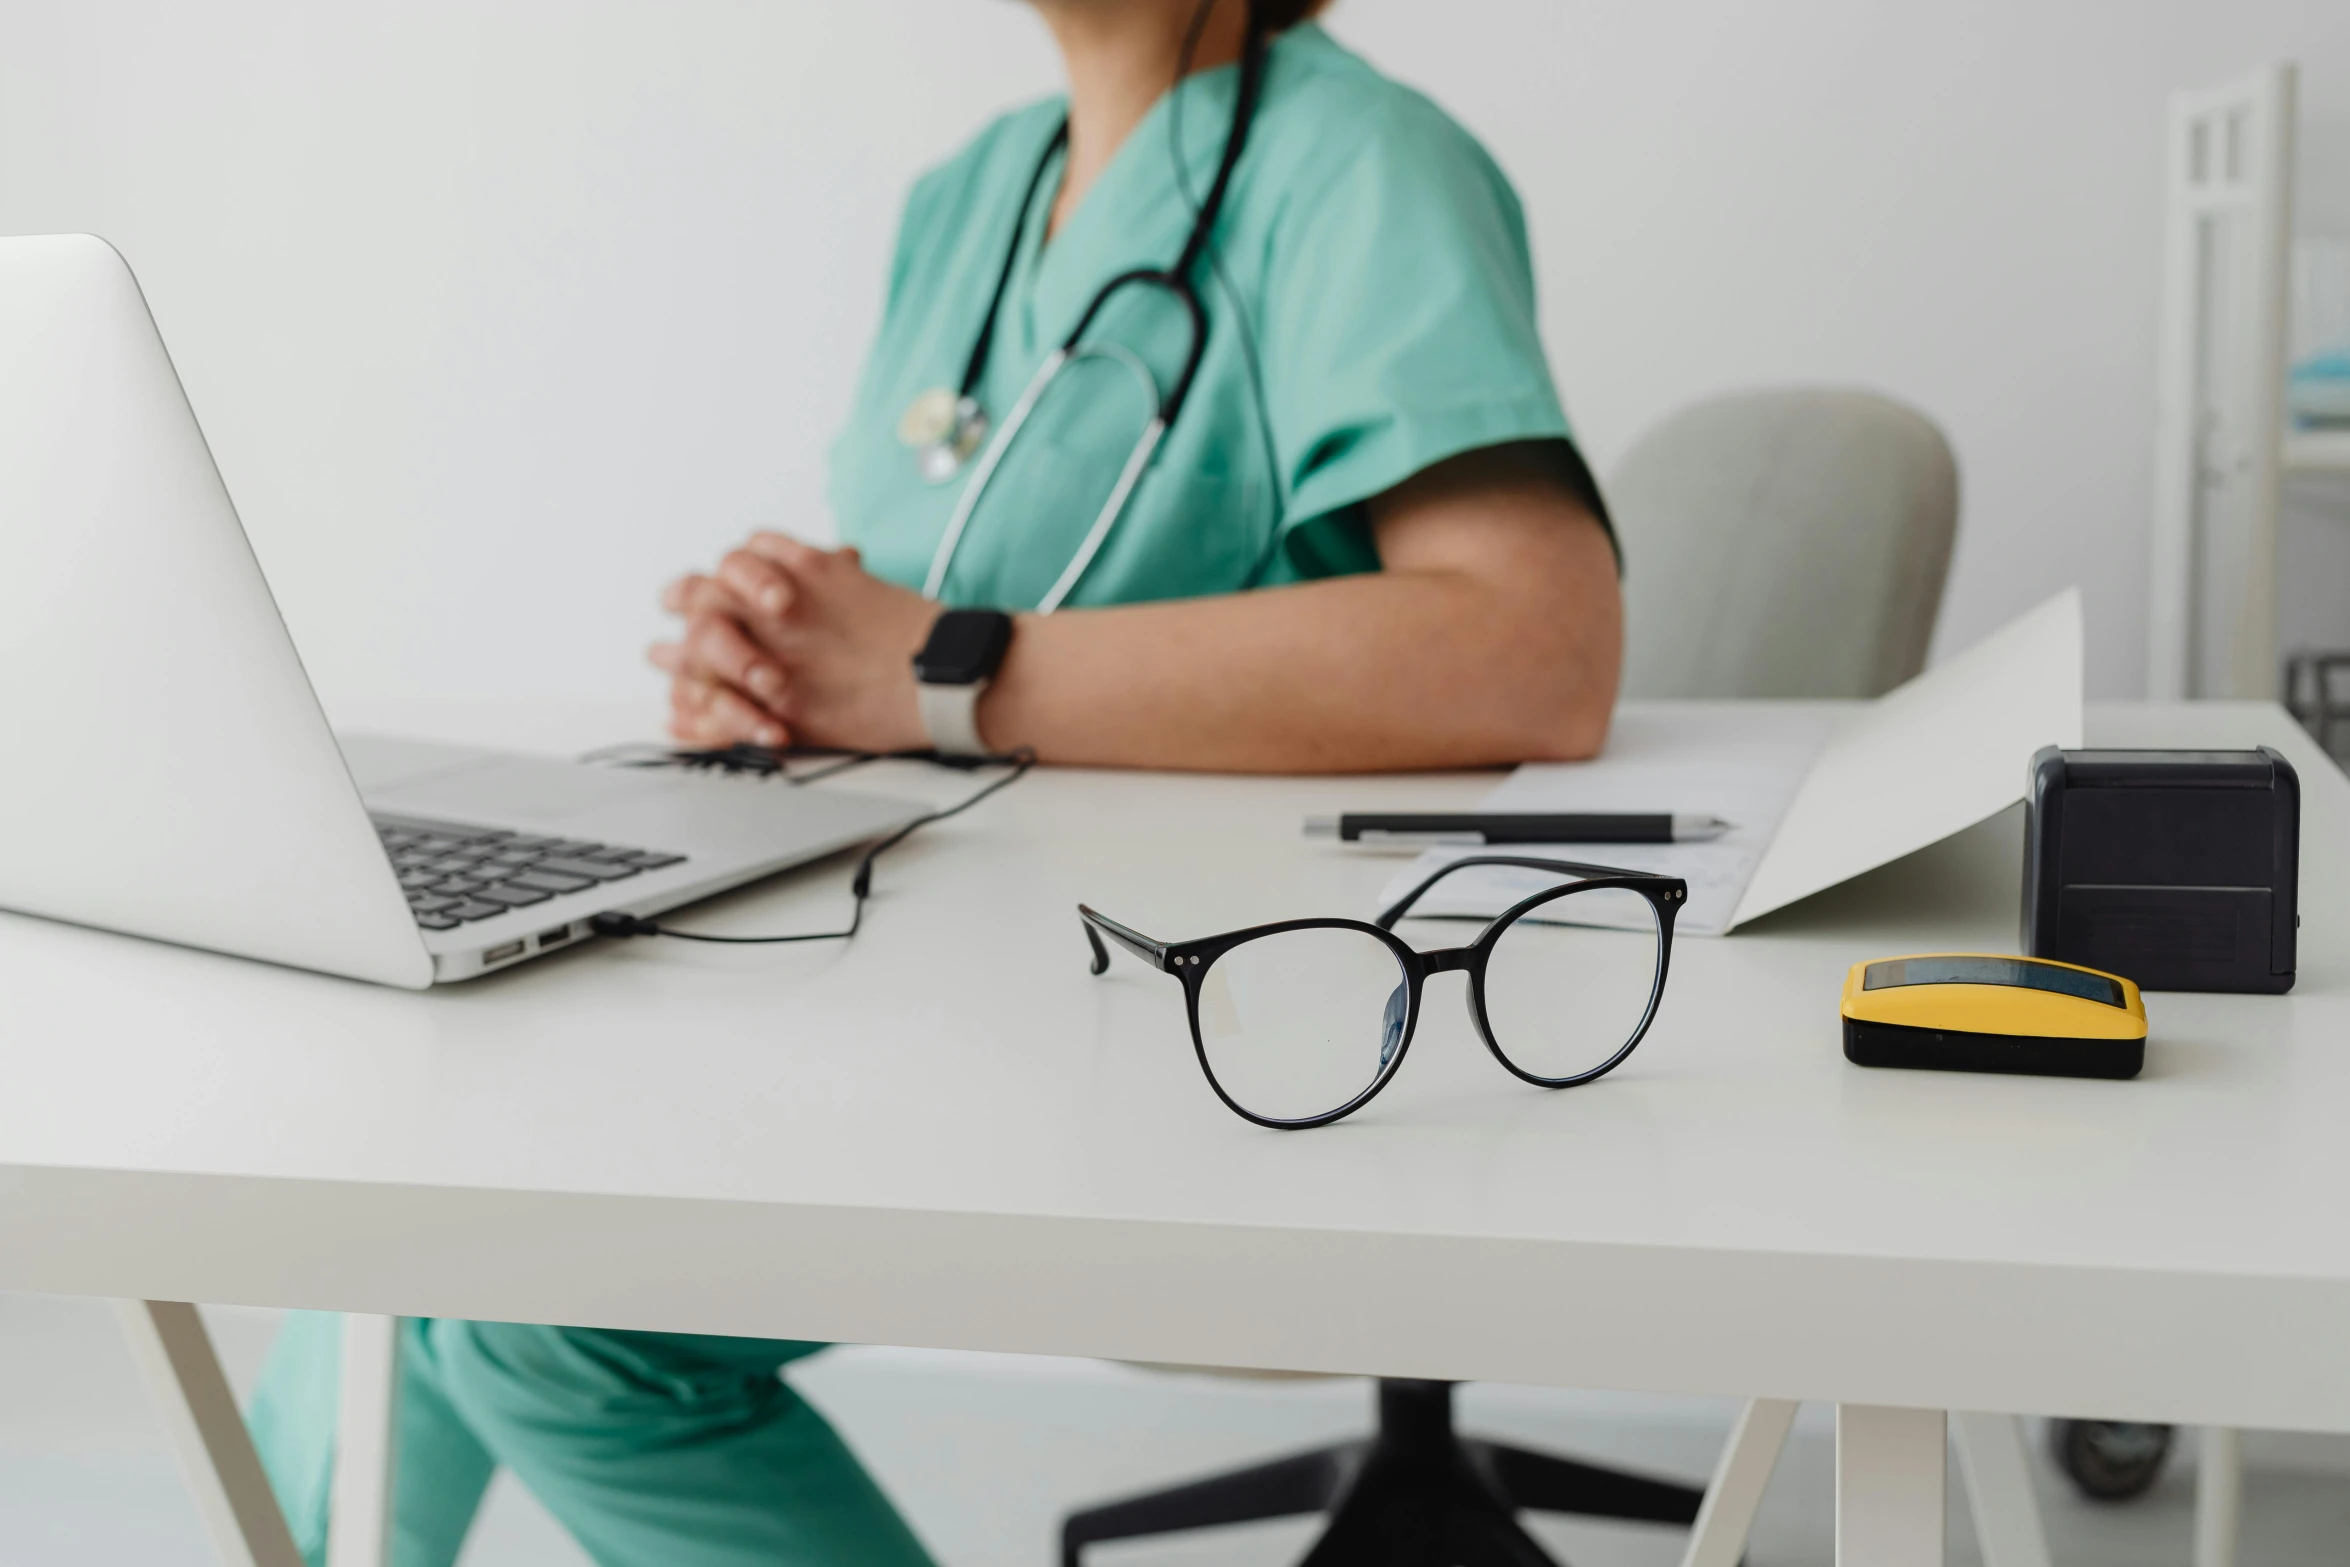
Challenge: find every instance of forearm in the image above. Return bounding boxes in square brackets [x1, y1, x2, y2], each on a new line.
[980, 525, 1621, 772]
[657, 444, 1624, 769]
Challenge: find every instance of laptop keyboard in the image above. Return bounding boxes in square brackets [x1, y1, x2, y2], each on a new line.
[373, 813, 688, 931]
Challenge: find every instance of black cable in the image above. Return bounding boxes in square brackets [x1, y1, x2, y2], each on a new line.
[579, 741, 837, 780]
[788, 752, 879, 784]
[581, 741, 1008, 783]
[588, 749, 1036, 947]
[653, 744, 884, 785]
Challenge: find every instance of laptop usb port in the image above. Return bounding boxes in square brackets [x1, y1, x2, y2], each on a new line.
[483, 941, 525, 964]
[538, 926, 572, 949]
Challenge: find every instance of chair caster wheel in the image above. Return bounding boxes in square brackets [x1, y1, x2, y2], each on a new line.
[2050, 1419, 2174, 1501]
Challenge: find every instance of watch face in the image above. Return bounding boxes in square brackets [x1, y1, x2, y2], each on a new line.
[915, 609, 1013, 685]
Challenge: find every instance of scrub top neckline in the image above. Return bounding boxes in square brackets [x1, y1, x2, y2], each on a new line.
[828, 17, 1579, 609]
[1019, 47, 1255, 343]
[1015, 25, 1350, 347]
[1035, 42, 1250, 258]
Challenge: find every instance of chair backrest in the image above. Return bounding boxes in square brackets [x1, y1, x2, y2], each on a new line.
[1611, 387, 1958, 700]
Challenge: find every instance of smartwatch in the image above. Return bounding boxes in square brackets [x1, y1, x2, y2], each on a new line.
[912, 608, 1014, 757]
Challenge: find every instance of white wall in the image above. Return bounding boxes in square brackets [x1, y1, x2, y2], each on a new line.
[4, 0, 2347, 709]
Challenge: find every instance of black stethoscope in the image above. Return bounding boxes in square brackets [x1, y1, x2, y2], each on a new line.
[901, 20, 1268, 612]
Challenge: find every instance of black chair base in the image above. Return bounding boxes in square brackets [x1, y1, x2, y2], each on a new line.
[1062, 1378, 1706, 1567]
[2049, 1418, 2175, 1501]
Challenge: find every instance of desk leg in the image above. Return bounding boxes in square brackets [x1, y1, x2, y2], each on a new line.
[1950, 1413, 2052, 1567]
[1678, 1398, 1798, 1567]
[2193, 1426, 2243, 1567]
[327, 1315, 402, 1567]
[115, 1301, 305, 1567]
[1836, 1404, 1945, 1567]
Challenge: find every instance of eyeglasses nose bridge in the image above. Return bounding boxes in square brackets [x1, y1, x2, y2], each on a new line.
[1418, 945, 1478, 976]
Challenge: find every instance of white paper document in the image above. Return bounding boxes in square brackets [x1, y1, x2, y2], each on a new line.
[1381, 589, 2085, 936]
[1385, 706, 1836, 935]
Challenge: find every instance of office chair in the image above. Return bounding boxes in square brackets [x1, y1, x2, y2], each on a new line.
[1062, 1379, 1701, 1566]
[1616, 387, 1959, 700]
[1060, 392, 1959, 1566]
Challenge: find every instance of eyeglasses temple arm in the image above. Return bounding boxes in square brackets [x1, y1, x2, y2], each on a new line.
[1078, 904, 1170, 975]
[1373, 855, 1633, 930]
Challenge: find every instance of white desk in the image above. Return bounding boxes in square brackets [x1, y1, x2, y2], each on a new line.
[2, 700, 2343, 1567]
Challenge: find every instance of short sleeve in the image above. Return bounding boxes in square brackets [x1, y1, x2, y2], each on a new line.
[1260, 108, 1574, 578]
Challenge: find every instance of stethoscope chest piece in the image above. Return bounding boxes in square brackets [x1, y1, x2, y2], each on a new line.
[900, 387, 990, 484]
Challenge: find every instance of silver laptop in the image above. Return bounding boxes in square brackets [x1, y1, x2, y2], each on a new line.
[0, 233, 925, 987]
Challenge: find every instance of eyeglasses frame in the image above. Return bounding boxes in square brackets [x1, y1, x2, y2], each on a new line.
[1079, 856, 1688, 1130]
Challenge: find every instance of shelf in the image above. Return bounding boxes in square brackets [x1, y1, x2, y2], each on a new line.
[2284, 429, 2350, 474]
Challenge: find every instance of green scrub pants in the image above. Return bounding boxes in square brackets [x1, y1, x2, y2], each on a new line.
[246, 1315, 937, 1567]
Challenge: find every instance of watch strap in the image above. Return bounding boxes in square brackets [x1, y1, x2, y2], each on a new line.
[917, 679, 991, 758]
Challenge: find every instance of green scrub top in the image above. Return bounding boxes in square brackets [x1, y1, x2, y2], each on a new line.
[828, 22, 1581, 612]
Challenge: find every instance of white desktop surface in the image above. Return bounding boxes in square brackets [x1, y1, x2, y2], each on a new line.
[0, 701, 2342, 1434]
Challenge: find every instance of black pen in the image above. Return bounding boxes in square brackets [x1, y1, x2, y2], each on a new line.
[1304, 812, 1732, 845]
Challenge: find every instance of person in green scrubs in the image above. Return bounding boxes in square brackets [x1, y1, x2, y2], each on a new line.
[250, 3, 1625, 1564]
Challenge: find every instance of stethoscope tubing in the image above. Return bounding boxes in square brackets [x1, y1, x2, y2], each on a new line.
[1040, 416, 1166, 615]
[921, 12, 1268, 612]
[1062, 268, 1210, 424]
[923, 347, 1069, 602]
[924, 341, 1169, 613]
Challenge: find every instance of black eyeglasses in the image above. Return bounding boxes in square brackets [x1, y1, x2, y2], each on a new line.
[1080, 856, 1686, 1129]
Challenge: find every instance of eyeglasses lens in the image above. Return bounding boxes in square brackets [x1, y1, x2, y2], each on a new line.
[1478, 885, 1662, 1083]
[1194, 926, 1408, 1123]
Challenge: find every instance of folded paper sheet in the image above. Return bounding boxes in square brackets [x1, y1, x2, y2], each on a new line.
[1727, 587, 2083, 925]
[1382, 588, 2085, 935]
[1384, 707, 1836, 935]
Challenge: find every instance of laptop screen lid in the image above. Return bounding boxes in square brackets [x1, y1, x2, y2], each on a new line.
[0, 235, 431, 988]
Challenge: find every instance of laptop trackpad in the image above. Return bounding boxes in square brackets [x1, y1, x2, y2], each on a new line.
[378, 758, 682, 824]
[344, 735, 685, 826]
[341, 734, 915, 854]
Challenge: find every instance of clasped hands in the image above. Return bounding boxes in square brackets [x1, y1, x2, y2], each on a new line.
[651, 533, 947, 754]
